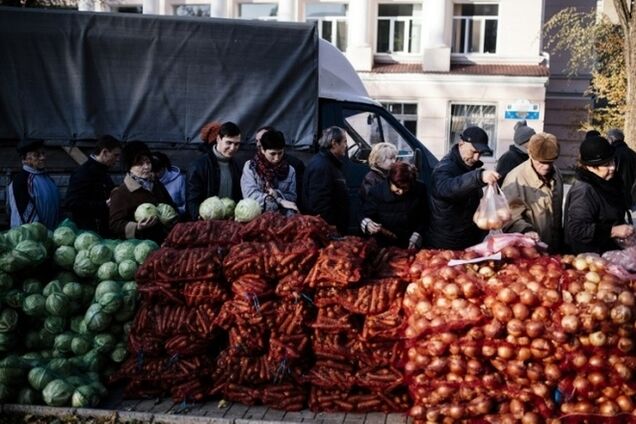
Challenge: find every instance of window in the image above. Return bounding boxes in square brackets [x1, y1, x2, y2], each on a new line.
[452, 4, 498, 54]
[117, 5, 142, 13]
[381, 102, 417, 136]
[449, 104, 496, 156]
[343, 109, 415, 164]
[377, 3, 422, 54]
[239, 3, 277, 20]
[306, 3, 348, 52]
[174, 4, 210, 16]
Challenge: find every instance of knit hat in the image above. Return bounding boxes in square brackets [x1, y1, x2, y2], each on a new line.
[579, 135, 615, 166]
[513, 120, 535, 146]
[16, 139, 44, 156]
[528, 133, 559, 162]
[121, 141, 151, 171]
[460, 126, 491, 154]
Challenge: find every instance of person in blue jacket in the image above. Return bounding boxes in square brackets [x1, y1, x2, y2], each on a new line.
[152, 151, 186, 217]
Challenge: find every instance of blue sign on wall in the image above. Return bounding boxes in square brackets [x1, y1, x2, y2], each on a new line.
[505, 102, 540, 120]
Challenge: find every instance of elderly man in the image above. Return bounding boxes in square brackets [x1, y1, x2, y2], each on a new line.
[7, 139, 60, 230]
[426, 126, 500, 249]
[607, 128, 636, 209]
[501, 133, 563, 252]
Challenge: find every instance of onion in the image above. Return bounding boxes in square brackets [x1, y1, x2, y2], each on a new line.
[597, 290, 617, 303]
[467, 358, 483, 375]
[492, 302, 513, 322]
[542, 289, 560, 307]
[561, 315, 580, 333]
[507, 319, 525, 337]
[479, 266, 495, 277]
[498, 287, 518, 304]
[506, 360, 525, 378]
[484, 320, 504, 338]
[599, 400, 620, 416]
[501, 246, 521, 259]
[614, 362, 632, 380]
[409, 405, 424, 418]
[521, 412, 541, 424]
[588, 371, 606, 387]
[439, 266, 457, 280]
[525, 320, 544, 338]
[585, 271, 601, 283]
[443, 283, 460, 299]
[589, 331, 607, 347]
[583, 282, 598, 293]
[462, 281, 480, 298]
[618, 337, 633, 352]
[469, 396, 492, 415]
[520, 289, 538, 306]
[526, 363, 543, 382]
[517, 347, 531, 361]
[530, 338, 551, 359]
[509, 398, 525, 416]
[619, 291, 635, 306]
[591, 302, 610, 321]
[497, 344, 514, 359]
[575, 291, 592, 304]
[574, 401, 594, 413]
[574, 257, 588, 270]
[588, 354, 604, 368]
[512, 303, 530, 320]
[532, 306, 549, 321]
[517, 336, 530, 346]
[611, 305, 632, 324]
[531, 382, 549, 398]
[448, 357, 466, 376]
[482, 344, 496, 357]
[616, 395, 634, 412]
[544, 363, 561, 381]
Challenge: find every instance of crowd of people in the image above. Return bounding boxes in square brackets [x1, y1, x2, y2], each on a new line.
[6, 120, 636, 254]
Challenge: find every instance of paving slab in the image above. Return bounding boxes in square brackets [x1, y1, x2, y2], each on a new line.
[242, 406, 270, 420]
[365, 413, 386, 424]
[225, 402, 250, 419]
[344, 413, 366, 424]
[117, 410, 155, 422]
[262, 408, 286, 421]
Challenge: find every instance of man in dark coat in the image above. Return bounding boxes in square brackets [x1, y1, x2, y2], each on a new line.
[495, 120, 534, 181]
[302, 126, 350, 234]
[426, 126, 500, 250]
[607, 128, 636, 209]
[65, 135, 121, 236]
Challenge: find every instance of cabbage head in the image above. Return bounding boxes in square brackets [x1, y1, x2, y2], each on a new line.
[0, 252, 21, 273]
[17, 387, 41, 405]
[44, 316, 67, 335]
[114, 241, 137, 264]
[84, 304, 112, 332]
[98, 292, 123, 314]
[46, 292, 71, 317]
[199, 196, 225, 220]
[0, 272, 12, 292]
[134, 203, 159, 222]
[118, 260, 138, 280]
[93, 333, 116, 354]
[54, 333, 75, 354]
[110, 343, 128, 363]
[157, 203, 178, 224]
[71, 335, 92, 355]
[43, 379, 73, 406]
[22, 278, 42, 295]
[97, 262, 118, 281]
[82, 350, 105, 372]
[89, 381, 108, 398]
[69, 316, 83, 333]
[0, 309, 18, 332]
[14, 240, 48, 264]
[63, 282, 83, 301]
[94, 280, 120, 303]
[22, 222, 49, 242]
[56, 271, 76, 284]
[89, 243, 113, 265]
[54, 246, 77, 269]
[74, 232, 100, 252]
[74, 250, 98, 278]
[72, 384, 100, 408]
[22, 294, 46, 317]
[53, 225, 76, 247]
[4, 289, 25, 309]
[29, 366, 55, 390]
[43, 280, 64, 297]
[221, 198, 236, 219]
[133, 240, 159, 264]
[234, 198, 262, 223]
[48, 358, 73, 376]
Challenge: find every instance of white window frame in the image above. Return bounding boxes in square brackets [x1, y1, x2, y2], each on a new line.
[380, 101, 418, 136]
[448, 102, 497, 157]
[307, 16, 348, 50]
[173, 3, 211, 16]
[452, 3, 499, 55]
[376, 4, 422, 55]
[238, 2, 278, 20]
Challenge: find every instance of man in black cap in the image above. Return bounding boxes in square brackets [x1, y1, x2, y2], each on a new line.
[496, 120, 535, 181]
[7, 139, 60, 230]
[425, 126, 500, 249]
[606, 128, 636, 209]
[65, 135, 122, 236]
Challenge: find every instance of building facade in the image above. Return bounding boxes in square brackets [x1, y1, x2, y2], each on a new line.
[80, 0, 561, 164]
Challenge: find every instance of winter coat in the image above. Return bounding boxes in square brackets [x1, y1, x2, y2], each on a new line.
[286, 154, 305, 210]
[496, 145, 529, 182]
[425, 144, 487, 249]
[240, 160, 297, 214]
[359, 168, 386, 204]
[613, 140, 636, 208]
[302, 149, 350, 234]
[501, 160, 563, 252]
[109, 175, 175, 243]
[186, 151, 242, 220]
[159, 166, 186, 216]
[361, 180, 428, 248]
[565, 168, 630, 254]
[65, 156, 115, 235]
[7, 166, 60, 230]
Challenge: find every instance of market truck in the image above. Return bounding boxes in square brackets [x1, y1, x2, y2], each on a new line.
[0, 7, 437, 229]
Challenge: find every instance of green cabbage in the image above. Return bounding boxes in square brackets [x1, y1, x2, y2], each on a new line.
[118, 260, 138, 280]
[46, 292, 71, 317]
[93, 333, 116, 354]
[114, 241, 137, 264]
[0, 252, 21, 273]
[22, 278, 43, 294]
[22, 294, 46, 316]
[111, 343, 128, 363]
[56, 271, 77, 284]
[89, 243, 113, 265]
[234, 198, 263, 223]
[63, 282, 83, 301]
[17, 387, 41, 405]
[221, 198, 236, 219]
[82, 350, 105, 372]
[48, 358, 73, 376]
[89, 381, 108, 398]
[69, 316, 83, 333]
[43, 316, 67, 335]
[199, 196, 225, 220]
[53, 225, 76, 247]
[84, 304, 112, 332]
[74, 232, 101, 251]
[157, 203, 178, 224]
[133, 240, 159, 264]
[3, 289, 24, 309]
[73, 250, 98, 277]
[42, 379, 73, 406]
[72, 384, 100, 408]
[98, 292, 123, 314]
[54, 246, 77, 269]
[54, 333, 75, 354]
[71, 335, 92, 355]
[0, 356, 27, 384]
[20, 353, 43, 367]
[97, 262, 118, 281]
[134, 203, 159, 222]
[0, 272, 12, 292]
[43, 280, 64, 297]
[81, 285, 95, 307]
[94, 280, 120, 302]
[22, 222, 49, 242]
[0, 309, 18, 332]
[5, 227, 28, 247]
[14, 240, 48, 264]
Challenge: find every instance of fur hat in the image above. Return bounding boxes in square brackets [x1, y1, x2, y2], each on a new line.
[580, 135, 615, 166]
[121, 141, 151, 171]
[528, 133, 559, 162]
[513, 120, 535, 146]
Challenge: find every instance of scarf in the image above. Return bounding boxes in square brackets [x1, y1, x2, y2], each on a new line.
[24, 165, 60, 230]
[576, 167, 627, 213]
[249, 150, 290, 190]
[128, 173, 154, 192]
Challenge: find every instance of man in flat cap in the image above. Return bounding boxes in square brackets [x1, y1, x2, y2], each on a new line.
[6, 139, 60, 229]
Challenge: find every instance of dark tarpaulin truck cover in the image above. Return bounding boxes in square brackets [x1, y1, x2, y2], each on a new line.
[0, 7, 318, 147]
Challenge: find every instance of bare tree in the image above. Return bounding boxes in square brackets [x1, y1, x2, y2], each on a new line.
[613, 1, 636, 148]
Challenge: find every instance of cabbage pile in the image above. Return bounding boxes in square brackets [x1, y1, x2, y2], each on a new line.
[198, 196, 257, 222]
[0, 221, 154, 407]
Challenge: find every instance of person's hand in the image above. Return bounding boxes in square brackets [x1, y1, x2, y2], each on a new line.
[136, 216, 158, 231]
[365, 219, 382, 235]
[279, 199, 299, 212]
[612, 224, 635, 239]
[408, 232, 422, 250]
[525, 231, 540, 241]
[267, 187, 278, 198]
[482, 169, 501, 185]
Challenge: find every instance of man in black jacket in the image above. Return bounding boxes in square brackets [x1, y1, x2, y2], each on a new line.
[302, 126, 349, 234]
[426, 126, 500, 249]
[607, 128, 636, 209]
[65, 135, 121, 235]
[496, 120, 534, 181]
